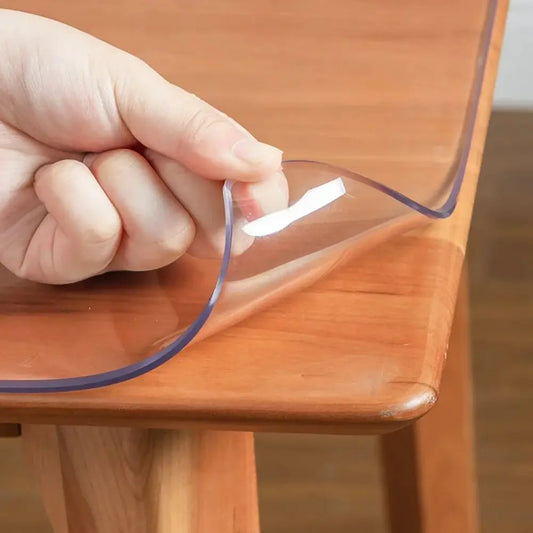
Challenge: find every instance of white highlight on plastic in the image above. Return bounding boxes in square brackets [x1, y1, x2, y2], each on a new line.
[241, 177, 346, 237]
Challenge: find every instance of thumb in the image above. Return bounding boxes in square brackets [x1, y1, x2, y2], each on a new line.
[112, 57, 282, 181]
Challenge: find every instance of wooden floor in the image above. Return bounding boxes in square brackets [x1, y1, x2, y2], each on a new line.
[0, 111, 531, 532]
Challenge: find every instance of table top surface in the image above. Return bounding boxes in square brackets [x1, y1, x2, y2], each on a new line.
[0, 0, 507, 433]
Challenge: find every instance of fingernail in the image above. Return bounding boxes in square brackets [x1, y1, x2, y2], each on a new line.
[273, 170, 289, 200]
[253, 171, 289, 216]
[233, 170, 289, 221]
[232, 138, 283, 167]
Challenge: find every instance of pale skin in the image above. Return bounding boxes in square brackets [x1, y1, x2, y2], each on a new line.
[0, 9, 288, 285]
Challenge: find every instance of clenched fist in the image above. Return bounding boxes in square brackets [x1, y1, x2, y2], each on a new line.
[0, 9, 287, 284]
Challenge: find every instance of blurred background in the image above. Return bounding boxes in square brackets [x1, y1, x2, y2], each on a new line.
[0, 0, 532, 531]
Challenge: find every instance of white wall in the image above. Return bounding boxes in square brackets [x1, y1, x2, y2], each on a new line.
[493, 0, 533, 108]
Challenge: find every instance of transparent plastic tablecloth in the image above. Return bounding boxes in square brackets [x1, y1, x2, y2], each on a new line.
[0, 0, 497, 391]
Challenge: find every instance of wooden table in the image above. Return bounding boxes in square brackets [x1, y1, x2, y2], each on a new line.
[0, 1, 508, 531]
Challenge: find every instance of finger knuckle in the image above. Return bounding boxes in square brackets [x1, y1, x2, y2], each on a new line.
[182, 107, 227, 148]
[82, 214, 121, 246]
[154, 219, 196, 262]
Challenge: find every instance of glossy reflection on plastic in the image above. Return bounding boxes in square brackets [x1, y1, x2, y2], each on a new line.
[203, 162, 426, 341]
[0, 161, 463, 392]
[0, 0, 497, 392]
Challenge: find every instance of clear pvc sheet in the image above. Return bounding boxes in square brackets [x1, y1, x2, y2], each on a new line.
[0, 0, 497, 391]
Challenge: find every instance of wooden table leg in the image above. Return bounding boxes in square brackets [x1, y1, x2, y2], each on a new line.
[21, 426, 260, 533]
[380, 268, 478, 533]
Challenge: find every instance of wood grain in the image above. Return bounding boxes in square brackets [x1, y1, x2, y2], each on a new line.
[380, 269, 478, 533]
[1, 110, 532, 533]
[0, 0, 508, 433]
[22, 426, 259, 533]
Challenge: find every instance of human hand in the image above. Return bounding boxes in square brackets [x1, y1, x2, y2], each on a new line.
[0, 9, 287, 284]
